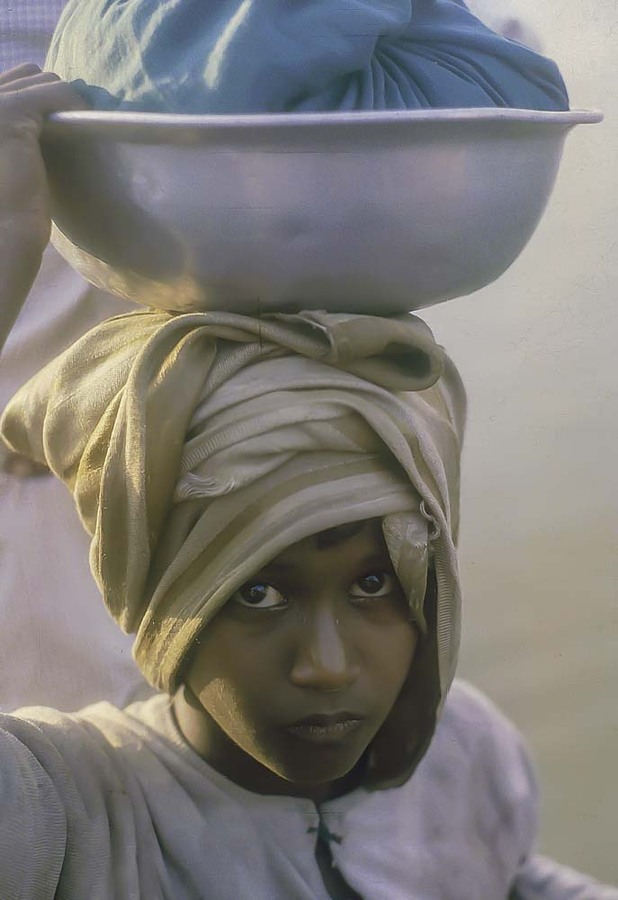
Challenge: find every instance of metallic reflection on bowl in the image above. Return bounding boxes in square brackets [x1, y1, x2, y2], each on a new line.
[42, 108, 602, 315]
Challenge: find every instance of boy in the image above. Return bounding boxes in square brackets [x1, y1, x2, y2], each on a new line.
[0, 68, 616, 898]
[0, 0, 566, 714]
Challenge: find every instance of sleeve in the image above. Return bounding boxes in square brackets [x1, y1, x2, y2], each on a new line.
[47, 0, 568, 114]
[512, 854, 618, 899]
[446, 681, 541, 880]
[447, 686, 618, 899]
[0, 719, 67, 900]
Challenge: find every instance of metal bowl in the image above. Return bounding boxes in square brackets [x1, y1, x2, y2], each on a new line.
[42, 108, 601, 315]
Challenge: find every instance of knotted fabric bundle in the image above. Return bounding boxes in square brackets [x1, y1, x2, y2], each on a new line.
[0, 310, 464, 698]
[48, 0, 568, 113]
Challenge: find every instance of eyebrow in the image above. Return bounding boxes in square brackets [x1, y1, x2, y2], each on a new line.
[258, 562, 296, 575]
[257, 552, 393, 578]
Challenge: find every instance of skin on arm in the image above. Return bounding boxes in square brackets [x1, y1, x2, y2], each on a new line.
[0, 64, 86, 354]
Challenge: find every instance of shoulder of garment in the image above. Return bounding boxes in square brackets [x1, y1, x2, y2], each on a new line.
[0, 699, 168, 899]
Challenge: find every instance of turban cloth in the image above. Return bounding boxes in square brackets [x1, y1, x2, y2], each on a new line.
[47, 0, 568, 114]
[0, 310, 465, 700]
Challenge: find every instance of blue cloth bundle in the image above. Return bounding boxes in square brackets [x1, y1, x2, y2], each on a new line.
[48, 0, 568, 113]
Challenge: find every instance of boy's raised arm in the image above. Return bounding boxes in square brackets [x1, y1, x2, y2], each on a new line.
[0, 65, 85, 355]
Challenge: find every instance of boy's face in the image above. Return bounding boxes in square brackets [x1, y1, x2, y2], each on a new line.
[174, 519, 418, 801]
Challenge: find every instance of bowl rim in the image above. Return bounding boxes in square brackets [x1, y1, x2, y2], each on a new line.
[44, 106, 603, 136]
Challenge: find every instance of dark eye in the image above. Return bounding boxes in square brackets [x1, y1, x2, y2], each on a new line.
[349, 572, 395, 599]
[232, 582, 287, 610]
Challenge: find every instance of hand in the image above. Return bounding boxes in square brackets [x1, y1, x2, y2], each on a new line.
[0, 65, 87, 352]
[0, 64, 86, 248]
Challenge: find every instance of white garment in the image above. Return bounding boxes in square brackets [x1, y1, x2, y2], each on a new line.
[0, 680, 614, 900]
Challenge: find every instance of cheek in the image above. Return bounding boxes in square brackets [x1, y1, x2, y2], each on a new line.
[186, 630, 275, 735]
[195, 676, 253, 737]
[185, 646, 293, 776]
[369, 623, 418, 696]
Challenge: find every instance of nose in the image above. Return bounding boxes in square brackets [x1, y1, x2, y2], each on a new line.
[289, 605, 360, 692]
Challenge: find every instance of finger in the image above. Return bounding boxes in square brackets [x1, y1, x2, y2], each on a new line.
[0, 71, 64, 94]
[0, 64, 42, 86]
[0, 80, 89, 118]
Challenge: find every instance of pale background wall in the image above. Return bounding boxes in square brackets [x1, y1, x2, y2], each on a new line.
[424, 0, 617, 884]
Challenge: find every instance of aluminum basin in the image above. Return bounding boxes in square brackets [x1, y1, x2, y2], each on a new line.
[42, 108, 601, 315]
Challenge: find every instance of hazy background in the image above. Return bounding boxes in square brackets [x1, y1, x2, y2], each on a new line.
[424, 0, 617, 883]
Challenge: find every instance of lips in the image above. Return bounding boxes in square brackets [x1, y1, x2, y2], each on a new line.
[285, 712, 364, 744]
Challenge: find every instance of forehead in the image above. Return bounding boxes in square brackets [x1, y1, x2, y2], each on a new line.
[267, 519, 388, 567]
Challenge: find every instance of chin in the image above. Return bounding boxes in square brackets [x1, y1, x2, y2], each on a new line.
[271, 742, 367, 787]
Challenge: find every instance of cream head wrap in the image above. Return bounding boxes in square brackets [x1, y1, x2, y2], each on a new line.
[0, 310, 464, 713]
